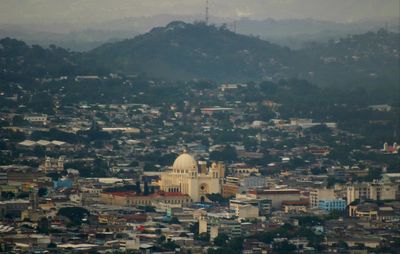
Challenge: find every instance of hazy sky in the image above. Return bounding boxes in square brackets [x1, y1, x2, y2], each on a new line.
[0, 0, 398, 25]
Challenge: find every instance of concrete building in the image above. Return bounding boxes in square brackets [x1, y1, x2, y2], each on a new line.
[318, 199, 346, 212]
[282, 200, 309, 214]
[346, 180, 397, 205]
[0, 200, 31, 219]
[199, 217, 241, 240]
[0, 172, 7, 185]
[310, 188, 335, 207]
[40, 156, 64, 173]
[100, 191, 192, 207]
[235, 204, 259, 219]
[230, 197, 272, 216]
[248, 189, 301, 209]
[23, 114, 48, 124]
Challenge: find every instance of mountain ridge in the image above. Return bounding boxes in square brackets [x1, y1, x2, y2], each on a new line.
[1, 21, 398, 88]
[88, 21, 293, 81]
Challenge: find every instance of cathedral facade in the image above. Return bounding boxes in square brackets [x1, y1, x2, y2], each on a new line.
[160, 152, 224, 202]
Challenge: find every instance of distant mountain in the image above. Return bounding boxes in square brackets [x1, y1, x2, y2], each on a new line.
[89, 21, 293, 81]
[233, 17, 400, 48]
[1, 22, 398, 88]
[293, 29, 400, 88]
[88, 22, 399, 86]
[0, 14, 224, 51]
[1, 16, 397, 51]
[0, 25, 139, 52]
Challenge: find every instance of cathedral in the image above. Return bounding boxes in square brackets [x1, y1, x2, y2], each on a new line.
[160, 152, 224, 202]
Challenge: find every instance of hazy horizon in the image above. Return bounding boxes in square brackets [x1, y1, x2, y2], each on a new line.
[0, 0, 398, 27]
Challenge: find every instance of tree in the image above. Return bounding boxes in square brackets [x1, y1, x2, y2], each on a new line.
[214, 233, 229, 247]
[38, 187, 48, 197]
[207, 247, 238, 254]
[168, 216, 180, 224]
[227, 237, 244, 252]
[157, 235, 166, 244]
[57, 207, 90, 225]
[143, 181, 149, 196]
[33, 146, 45, 157]
[273, 240, 296, 253]
[135, 181, 141, 195]
[48, 242, 57, 248]
[144, 162, 158, 171]
[206, 193, 229, 204]
[142, 205, 156, 212]
[190, 222, 199, 234]
[12, 115, 29, 126]
[209, 145, 237, 162]
[363, 168, 382, 181]
[1, 191, 15, 200]
[37, 217, 50, 234]
[197, 232, 210, 242]
[46, 172, 62, 181]
[311, 167, 327, 175]
[17, 192, 29, 199]
[161, 240, 179, 251]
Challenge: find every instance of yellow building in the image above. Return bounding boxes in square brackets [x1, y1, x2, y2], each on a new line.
[100, 191, 192, 206]
[160, 152, 224, 202]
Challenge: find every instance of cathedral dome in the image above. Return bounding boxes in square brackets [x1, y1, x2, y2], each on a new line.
[173, 152, 198, 173]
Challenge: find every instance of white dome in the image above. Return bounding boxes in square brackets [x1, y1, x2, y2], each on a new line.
[173, 152, 198, 173]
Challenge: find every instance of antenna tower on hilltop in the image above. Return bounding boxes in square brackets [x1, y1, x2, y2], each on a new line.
[205, 0, 209, 25]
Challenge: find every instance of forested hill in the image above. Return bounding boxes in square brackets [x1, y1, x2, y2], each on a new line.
[0, 38, 71, 80]
[0, 38, 103, 82]
[88, 21, 292, 81]
[88, 22, 399, 86]
[292, 29, 400, 88]
[1, 22, 399, 88]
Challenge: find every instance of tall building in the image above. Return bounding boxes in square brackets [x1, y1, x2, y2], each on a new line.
[160, 152, 224, 202]
[346, 179, 397, 205]
[310, 188, 335, 208]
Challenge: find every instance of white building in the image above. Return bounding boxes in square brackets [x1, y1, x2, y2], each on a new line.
[23, 114, 48, 124]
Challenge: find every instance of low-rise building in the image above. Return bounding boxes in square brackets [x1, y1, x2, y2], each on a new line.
[318, 199, 346, 212]
[100, 191, 192, 207]
[249, 189, 301, 209]
[199, 217, 241, 240]
[282, 200, 309, 214]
